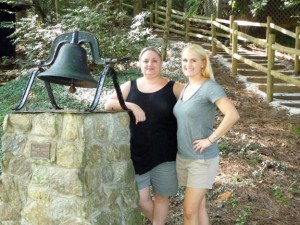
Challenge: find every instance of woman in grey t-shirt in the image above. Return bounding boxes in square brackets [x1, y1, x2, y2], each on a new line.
[173, 44, 240, 225]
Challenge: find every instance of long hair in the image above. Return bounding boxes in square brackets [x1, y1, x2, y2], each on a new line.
[182, 44, 215, 80]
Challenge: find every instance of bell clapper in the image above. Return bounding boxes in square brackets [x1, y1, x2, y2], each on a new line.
[69, 82, 77, 93]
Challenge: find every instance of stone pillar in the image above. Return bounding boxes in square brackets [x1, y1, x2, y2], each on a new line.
[0, 112, 143, 225]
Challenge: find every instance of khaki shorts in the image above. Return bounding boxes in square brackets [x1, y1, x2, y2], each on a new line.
[176, 154, 220, 189]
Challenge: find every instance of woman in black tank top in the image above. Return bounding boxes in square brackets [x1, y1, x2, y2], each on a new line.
[105, 47, 183, 224]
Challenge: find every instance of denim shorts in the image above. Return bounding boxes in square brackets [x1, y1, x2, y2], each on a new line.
[176, 154, 220, 189]
[135, 161, 178, 196]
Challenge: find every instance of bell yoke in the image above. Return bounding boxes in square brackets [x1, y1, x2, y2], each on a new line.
[14, 30, 128, 112]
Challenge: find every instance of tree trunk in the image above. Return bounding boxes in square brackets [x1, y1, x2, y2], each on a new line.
[32, 0, 47, 23]
[133, 0, 143, 16]
[54, 0, 59, 20]
[161, 0, 172, 61]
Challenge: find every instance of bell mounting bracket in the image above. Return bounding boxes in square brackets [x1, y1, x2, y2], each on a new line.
[13, 30, 128, 112]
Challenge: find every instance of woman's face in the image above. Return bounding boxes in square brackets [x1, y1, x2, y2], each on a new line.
[140, 50, 162, 78]
[181, 50, 206, 78]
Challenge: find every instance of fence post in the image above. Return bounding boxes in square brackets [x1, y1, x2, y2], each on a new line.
[267, 34, 275, 102]
[232, 21, 238, 75]
[161, 0, 172, 61]
[155, 2, 158, 24]
[119, 0, 124, 26]
[149, 4, 154, 29]
[295, 26, 300, 75]
[229, 14, 234, 44]
[184, 14, 190, 42]
[211, 14, 216, 56]
[119, 0, 123, 11]
[266, 16, 272, 54]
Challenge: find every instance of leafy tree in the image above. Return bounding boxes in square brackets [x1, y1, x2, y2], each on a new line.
[250, 0, 300, 17]
[230, 0, 300, 23]
[9, 1, 155, 67]
[184, 0, 205, 18]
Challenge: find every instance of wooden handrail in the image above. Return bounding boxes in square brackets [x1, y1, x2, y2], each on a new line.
[120, 1, 300, 102]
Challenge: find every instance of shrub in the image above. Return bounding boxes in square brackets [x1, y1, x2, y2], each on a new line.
[10, 2, 155, 68]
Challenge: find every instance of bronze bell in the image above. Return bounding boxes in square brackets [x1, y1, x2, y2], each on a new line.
[38, 43, 98, 92]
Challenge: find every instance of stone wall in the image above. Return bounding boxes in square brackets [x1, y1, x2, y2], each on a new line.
[0, 112, 143, 225]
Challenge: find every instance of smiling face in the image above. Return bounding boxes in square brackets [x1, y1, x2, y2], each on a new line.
[181, 49, 206, 79]
[139, 50, 163, 78]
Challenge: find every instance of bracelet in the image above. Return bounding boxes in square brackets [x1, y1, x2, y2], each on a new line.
[207, 137, 213, 144]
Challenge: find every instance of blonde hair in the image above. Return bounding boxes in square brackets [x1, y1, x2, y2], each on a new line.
[182, 44, 215, 80]
[139, 47, 162, 61]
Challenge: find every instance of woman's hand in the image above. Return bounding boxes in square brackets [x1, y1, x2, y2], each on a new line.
[193, 138, 212, 153]
[128, 103, 146, 124]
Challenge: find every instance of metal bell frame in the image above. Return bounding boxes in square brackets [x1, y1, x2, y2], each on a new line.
[13, 30, 128, 112]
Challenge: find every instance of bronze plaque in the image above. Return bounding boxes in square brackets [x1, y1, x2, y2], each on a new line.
[30, 142, 51, 159]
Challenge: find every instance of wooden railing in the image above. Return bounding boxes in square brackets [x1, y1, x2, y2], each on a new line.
[121, 2, 300, 103]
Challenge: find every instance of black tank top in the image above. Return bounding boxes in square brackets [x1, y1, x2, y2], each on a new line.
[127, 79, 178, 175]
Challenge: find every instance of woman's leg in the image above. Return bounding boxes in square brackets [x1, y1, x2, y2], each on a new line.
[151, 161, 178, 224]
[152, 194, 169, 225]
[139, 187, 154, 222]
[199, 195, 209, 225]
[183, 187, 208, 225]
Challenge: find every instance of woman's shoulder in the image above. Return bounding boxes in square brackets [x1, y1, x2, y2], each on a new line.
[203, 79, 222, 88]
[203, 79, 226, 99]
[205, 78, 219, 84]
[172, 81, 184, 99]
[121, 80, 133, 87]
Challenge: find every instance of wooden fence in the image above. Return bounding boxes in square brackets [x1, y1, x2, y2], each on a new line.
[121, 2, 300, 103]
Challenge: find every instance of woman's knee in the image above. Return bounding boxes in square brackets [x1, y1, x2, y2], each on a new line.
[183, 204, 197, 220]
[138, 188, 152, 205]
[153, 195, 169, 204]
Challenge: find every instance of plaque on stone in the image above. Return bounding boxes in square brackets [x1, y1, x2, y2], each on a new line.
[30, 142, 51, 159]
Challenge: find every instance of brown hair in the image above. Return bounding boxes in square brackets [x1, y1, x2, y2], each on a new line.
[139, 47, 162, 61]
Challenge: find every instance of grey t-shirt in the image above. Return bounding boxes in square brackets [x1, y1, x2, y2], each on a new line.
[173, 79, 226, 159]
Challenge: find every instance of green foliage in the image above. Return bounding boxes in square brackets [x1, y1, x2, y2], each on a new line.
[249, 0, 268, 17]
[232, 0, 300, 22]
[184, 0, 205, 18]
[247, 154, 262, 167]
[0, 20, 14, 29]
[292, 127, 300, 135]
[0, 0, 29, 5]
[62, 5, 154, 58]
[0, 72, 87, 116]
[228, 198, 239, 208]
[207, 185, 225, 200]
[272, 185, 289, 204]
[10, 16, 63, 67]
[238, 142, 262, 155]
[9, 2, 155, 67]
[218, 139, 236, 156]
[288, 179, 300, 197]
[228, 0, 250, 16]
[0, 68, 141, 121]
[235, 206, 252, 225]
